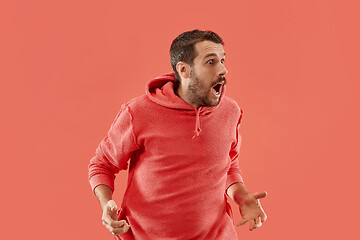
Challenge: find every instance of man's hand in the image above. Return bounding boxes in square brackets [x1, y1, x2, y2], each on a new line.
[236, 191, 267, 231]
[102, 200, 130, 236]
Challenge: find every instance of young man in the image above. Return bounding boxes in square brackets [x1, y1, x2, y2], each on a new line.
[88, 29, 267, 240]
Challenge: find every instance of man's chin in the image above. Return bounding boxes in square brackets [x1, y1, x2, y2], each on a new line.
[203, 99, 220, 107]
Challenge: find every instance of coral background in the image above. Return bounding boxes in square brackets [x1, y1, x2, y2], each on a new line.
[1, 0, 359, 239]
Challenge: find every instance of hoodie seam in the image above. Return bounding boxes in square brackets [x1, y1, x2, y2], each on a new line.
[124, 103, 140, 149]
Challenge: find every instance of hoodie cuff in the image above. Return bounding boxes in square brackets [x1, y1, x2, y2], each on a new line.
[89, 174, 115, 193]
[226, 173, 244, 191]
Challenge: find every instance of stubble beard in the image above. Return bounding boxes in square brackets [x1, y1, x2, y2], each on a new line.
[187, 69, 218, 107]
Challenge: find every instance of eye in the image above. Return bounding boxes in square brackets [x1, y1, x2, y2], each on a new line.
[221, 59, 225, 64]
[207, 59, 214, 64]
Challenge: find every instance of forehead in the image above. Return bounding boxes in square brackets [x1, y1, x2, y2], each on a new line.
[194, 40, 225, 59]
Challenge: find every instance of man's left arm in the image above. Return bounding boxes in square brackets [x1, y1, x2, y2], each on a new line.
[226, 108, 267, 231]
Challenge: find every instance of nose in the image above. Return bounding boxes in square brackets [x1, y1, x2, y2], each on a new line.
[218, 63, 228, 77]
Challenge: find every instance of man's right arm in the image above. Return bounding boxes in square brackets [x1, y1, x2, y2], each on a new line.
[89, 104, 139, 236]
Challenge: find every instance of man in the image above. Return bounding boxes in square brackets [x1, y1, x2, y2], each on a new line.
[88, 29, 267, 240]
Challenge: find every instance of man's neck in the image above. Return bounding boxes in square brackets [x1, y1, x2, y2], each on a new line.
[175, 84, 199, 109]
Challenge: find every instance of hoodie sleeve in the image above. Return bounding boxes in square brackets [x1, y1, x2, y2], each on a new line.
[226, 109, 244, 190]
[88, 103, 140, 193]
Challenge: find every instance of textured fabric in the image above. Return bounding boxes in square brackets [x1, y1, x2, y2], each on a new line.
[88, 72, 244, 240]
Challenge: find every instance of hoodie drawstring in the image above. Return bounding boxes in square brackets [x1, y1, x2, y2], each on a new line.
[192, 109, 202, 139]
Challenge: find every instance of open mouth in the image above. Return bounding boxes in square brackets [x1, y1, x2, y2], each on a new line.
[211, 81, 225, 97]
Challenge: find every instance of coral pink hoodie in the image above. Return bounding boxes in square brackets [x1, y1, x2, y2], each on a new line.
[88, 73, 244, 240]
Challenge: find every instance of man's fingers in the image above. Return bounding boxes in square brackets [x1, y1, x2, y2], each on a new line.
[103, 201, 119, 221]
[253, 191, 267, 200]
[260, 210, 267, 223]
[108, 222, 131, 236]
[103, 214, 126, 226]
[254, 216, 262, 229]
[256, 200, 267, 223]
[102, 214, 113, 225]
[110, 220, 127, 228]
[107, 200, 118, 211]
[237, 218, 248, 226]
[102, 200, 130, 236]
[249, 219, 255, 231]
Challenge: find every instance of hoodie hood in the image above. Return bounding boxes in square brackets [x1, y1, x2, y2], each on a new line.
[145, 72, 226, 138]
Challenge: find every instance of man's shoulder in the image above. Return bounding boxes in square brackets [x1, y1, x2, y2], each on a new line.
[220, 96, 244, 123]
[221, 96, 243, 115]
[125, 95, 148, 106]
[122, 94, 154, 114]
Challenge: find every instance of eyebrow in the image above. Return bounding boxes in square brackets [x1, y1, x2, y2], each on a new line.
[203, 52, 226, 59]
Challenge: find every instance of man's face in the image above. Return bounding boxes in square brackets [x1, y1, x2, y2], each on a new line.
[185, 40, 228, 107]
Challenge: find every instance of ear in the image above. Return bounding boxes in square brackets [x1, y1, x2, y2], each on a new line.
[176, 61, 190, 80]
